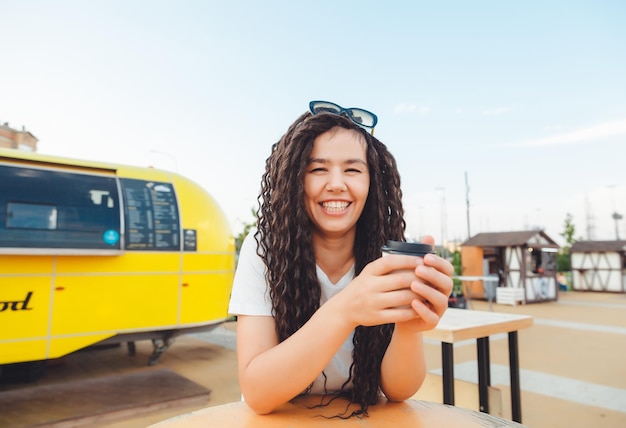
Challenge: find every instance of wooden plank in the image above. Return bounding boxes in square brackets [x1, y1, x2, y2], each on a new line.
[148, 396, 525, 427]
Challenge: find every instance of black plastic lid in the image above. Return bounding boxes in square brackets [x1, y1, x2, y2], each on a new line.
[381, 240, 435, 256]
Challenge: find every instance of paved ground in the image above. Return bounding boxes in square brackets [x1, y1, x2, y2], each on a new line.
[2, 290, 625, 427]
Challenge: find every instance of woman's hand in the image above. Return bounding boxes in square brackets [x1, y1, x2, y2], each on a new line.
[401, 235, 454, 332]
[331, 236, 453, 330]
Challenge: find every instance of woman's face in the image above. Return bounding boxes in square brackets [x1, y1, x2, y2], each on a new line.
[304, 127, 370, 239]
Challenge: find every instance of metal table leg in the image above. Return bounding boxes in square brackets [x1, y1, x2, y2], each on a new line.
[509, 331, 522, 423]
[441, 342, 455, 405]
[476, 337, 491, 413]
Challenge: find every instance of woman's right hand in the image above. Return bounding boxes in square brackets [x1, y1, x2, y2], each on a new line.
[330, 254, 424, 328]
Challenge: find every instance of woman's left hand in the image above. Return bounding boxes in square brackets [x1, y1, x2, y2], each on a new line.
[399, 235, 454, 332]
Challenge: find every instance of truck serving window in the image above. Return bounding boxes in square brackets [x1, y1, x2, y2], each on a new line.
[6, 202, 58, 230]
[0, 164, 121, 251]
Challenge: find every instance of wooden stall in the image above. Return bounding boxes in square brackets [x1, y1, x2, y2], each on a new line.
[570, 240, 626, 293]
[461, 231, 560, 305]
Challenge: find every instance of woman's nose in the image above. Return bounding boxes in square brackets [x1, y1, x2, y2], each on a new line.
[326, 170, 347, 191]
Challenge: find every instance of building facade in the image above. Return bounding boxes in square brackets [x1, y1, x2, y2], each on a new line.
[0, 123, 38, 151]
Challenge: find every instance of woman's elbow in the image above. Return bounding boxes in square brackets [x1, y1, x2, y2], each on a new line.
[382, 372, 426, 402]
[240, 391, 279, 415]
[247, 403, 275, 415]
[384, 389, 418, 403]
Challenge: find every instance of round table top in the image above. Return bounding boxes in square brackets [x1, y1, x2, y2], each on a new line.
[149, 396, 525, 428]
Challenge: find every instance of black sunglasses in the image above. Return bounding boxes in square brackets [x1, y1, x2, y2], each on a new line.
[309, 100, 378, 134]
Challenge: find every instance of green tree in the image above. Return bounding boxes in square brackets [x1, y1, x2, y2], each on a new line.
[560, 213, 576, 246]
[235, 207, 258, 256]
[451, 249, 462, 276]
[451, 249, 463, 295]
[557, 213, 577, 272]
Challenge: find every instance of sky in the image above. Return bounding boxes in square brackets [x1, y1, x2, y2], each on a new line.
[2, 1, 625, 247]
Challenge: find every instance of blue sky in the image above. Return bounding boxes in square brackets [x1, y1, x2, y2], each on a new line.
[2, 1, 625, 246]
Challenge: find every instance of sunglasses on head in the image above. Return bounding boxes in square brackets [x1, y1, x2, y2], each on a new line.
[309, 100, 378, 134]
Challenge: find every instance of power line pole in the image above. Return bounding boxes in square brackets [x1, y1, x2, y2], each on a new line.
[585, 192, 595, 240]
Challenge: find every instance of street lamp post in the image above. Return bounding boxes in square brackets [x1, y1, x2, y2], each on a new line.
[612, 212, 623, 240]
[608, 185, 621, 240]
[418, 205, 424, 239]
[435, 187, 447, 257]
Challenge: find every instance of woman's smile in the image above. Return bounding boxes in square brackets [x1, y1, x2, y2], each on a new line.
[321, 200, 351, 213]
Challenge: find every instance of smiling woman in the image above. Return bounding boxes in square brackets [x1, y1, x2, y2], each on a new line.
[227, 101, 454, 417]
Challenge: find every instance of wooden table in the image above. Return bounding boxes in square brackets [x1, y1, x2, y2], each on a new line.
[423, 308, 533, 423]
[149, 396, 526, 427]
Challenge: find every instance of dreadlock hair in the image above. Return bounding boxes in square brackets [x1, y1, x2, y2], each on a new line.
[254, 110, 406, 417]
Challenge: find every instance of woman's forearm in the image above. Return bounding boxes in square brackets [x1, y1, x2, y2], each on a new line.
[379, 326, 426, 401]
[238, 302, 355, 414]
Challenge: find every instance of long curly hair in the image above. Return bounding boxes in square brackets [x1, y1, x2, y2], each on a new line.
[254, 110, 406, 416]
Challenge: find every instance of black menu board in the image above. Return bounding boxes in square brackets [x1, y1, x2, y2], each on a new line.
[121, 178, 180, 250]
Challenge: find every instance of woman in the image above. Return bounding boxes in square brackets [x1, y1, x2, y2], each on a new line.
[228, 100, 453, 416]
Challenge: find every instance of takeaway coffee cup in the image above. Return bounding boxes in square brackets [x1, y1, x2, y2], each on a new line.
[381, 240, 435, 257]
[381, 240, 435, 309]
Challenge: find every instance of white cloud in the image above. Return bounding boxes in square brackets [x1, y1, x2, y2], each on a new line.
[394, 103, 417, 114]
[543, 124, 564, 132]
[482, 107, 512, 116]
[393, 103, 432, 115]
[500, 117, 626, 148]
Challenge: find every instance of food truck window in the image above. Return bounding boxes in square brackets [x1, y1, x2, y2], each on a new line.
[7, 202, 58, 230]
[0, 164, 121, 250]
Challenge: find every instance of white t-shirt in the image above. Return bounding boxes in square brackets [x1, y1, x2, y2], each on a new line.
[228, 232, 355, 394]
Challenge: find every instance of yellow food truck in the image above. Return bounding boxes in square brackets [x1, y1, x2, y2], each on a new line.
[0, 148, 235, 379]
